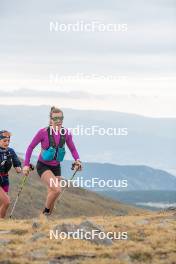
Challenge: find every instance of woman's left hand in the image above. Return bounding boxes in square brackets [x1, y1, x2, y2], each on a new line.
[72, 160, 83, 171]
[15, 167, 22, 173]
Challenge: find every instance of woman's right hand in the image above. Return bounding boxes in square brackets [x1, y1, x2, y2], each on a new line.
[23, 166, 30, 176]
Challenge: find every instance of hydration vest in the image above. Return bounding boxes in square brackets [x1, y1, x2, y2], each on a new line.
[41, 127, 66, 162]
[0, 148, 12, 173]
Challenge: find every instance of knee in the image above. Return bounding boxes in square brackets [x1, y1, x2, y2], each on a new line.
[53, 187, 61, 196]
[3, 197, 10, 207]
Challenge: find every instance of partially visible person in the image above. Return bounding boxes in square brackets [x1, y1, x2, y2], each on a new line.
[0, 130, 22, 218]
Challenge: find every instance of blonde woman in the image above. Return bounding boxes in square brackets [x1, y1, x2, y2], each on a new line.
[23, 106, 82, 216]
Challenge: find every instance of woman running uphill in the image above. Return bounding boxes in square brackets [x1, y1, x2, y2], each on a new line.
[0, 130, 21, 218]
[23, 106, 82, 216]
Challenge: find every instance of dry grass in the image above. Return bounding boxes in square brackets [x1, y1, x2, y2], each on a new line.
[0, 211, 175, 264]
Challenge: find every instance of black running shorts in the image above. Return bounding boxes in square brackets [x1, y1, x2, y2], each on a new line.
[36, 161, 61, 177]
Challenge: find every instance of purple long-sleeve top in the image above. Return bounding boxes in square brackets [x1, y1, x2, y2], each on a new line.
[24, 127, 80, 166]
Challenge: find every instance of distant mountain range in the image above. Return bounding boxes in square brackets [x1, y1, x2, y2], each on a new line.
[99, 190, 176, 210]
[1, 105, 176, 175]
[61, 161, 176, 191]
[21, 156, 176, 191]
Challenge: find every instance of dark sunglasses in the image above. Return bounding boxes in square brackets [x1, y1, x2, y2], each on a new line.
[51, 116, 64, 121]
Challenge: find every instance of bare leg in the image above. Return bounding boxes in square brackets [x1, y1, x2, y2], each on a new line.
[49, 176, 62, 213]
[41, 171, 61, 213]
[0, 188, 10, 218]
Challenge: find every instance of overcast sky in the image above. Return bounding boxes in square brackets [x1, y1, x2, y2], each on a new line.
[0, 0, 175, 117]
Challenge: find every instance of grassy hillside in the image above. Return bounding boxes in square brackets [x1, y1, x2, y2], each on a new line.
[0, 211, 175, 264]
[1, 162, 176, 264]
[8, 164, 143, 219]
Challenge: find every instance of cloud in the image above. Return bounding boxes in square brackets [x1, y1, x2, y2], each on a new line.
[0, 88, 176, 118]
[0, 89, 92, 98]
[0, 0, 175, 109]
[0, 0, 175, 57]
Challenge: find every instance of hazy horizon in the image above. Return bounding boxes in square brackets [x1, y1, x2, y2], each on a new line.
[0, 88, 176, 118]
[0, 100, 176, 119]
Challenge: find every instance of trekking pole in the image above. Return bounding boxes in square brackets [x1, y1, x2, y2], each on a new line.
[10, 164, 34, 219]
[57, 164, 79, 204]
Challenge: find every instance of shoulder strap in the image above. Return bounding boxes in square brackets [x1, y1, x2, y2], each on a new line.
[47, 127, 56, 148]
[59, 127, 66, 148]
[47, 127, 65, 148]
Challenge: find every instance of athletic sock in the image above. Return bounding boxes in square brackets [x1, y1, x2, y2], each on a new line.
[43, 207, 50, 214]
